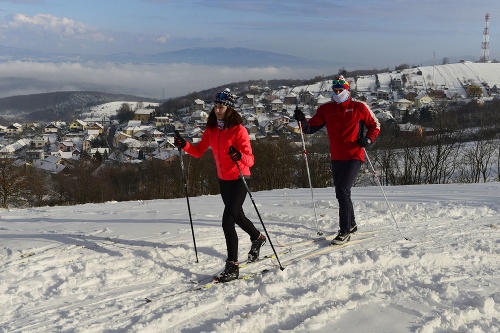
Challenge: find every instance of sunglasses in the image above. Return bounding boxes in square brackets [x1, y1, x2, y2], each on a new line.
[332, 79, 348, 86]
[215, 92, 228, 100]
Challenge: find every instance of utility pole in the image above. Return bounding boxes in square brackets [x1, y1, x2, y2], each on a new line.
[480, 13, 490, 62]
[433, 52, 435, 79]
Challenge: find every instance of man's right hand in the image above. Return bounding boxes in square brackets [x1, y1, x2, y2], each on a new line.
[294, 109, 305, 122]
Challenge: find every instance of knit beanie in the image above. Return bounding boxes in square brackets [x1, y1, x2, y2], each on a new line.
[332, 75, 350, 91]
[214, 88, 235, 108]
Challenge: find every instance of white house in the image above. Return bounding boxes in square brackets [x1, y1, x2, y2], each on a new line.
[6, 123, 23, 135]
[271, 99, 284, 111]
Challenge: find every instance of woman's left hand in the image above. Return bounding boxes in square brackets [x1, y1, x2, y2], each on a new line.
[228, 146, 242, 162]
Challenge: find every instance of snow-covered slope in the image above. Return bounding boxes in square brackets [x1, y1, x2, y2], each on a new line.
[83, 101, 160, 118]
[285, 62, 500, 102]
[409, 62, 500, 97]
[1, 182, 499, 332]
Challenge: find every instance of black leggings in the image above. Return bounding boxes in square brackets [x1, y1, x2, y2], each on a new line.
[219, 178, 260, 262]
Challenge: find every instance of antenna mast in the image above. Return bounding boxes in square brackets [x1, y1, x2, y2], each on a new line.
[480, 13, 490, 62]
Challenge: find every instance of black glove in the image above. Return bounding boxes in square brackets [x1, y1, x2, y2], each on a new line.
[174, 131, 186, 149]
[357, 137, 371, 148]
[228, 145, 242, 162]
[294, 109, 305, 122]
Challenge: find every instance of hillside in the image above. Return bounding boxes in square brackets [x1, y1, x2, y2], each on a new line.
[152, 61, 500, 105]
[366, 61, 500, 98]
[281, 62, 500, 100]
[2, 61, 500, 124]
[0, 91, 160, 122]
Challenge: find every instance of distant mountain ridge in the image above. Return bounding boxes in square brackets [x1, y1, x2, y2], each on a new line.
[118, 47, 336, 67]
[0, 91, 160, 122]
[0, 45, 338, 68]
[0, 44, 478, 69]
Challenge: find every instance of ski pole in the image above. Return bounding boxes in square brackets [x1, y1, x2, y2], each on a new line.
[229, 147, 285, 271]
[177, 144, 199, 263]
[298, 118, 322, 236]
[364, 149, 409, 241]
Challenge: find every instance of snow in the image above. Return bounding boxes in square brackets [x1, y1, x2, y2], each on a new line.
[287, 62, 500, 104]
[381, 62, 500, 99]
[83, 101, 160, 118]
[1, 181, 499, 332]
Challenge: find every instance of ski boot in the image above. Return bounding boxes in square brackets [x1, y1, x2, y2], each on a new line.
[248, 234, 266, 262]
[216, 260, 239, 283]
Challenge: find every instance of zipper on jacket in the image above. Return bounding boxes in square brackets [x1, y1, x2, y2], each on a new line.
[217, 129, 224, 179]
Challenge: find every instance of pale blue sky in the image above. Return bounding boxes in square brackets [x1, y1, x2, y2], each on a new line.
[0, 0, 499, 99]
[0, 0, 499, 67]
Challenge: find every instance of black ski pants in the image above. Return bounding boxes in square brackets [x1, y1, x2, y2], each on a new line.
[219, 178, 260, 262]
[331, 160, 362, 233]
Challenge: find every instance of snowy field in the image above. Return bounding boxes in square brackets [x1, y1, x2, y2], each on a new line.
[291, 62, 500, 102]
[1, 182, 499, 333]
[83, 101, 160, 118]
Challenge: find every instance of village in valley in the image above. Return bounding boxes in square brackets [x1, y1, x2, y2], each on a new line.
[1, 61, 500, 176]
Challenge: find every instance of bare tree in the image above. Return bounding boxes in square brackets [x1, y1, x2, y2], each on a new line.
[183, 153, 219, 196]
[420, 108, 463, 184]
[458, 133, 497, 183]
[0, 159, 29, 209]
[299, 132, 333, 188]
[370, 148, 398, 186]
[116, 103, 135, 123]
[251, 137, 298, 191]
[24, 168, 51, 207]
[497, 145, 500, 182]
[397, 135, 426, 185]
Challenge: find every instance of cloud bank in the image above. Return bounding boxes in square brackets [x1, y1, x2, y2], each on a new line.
[0, 61, 328, 99]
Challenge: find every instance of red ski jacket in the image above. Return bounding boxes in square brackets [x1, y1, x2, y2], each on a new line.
[183, 124, 254, 180]
[304, 97, 380, 162]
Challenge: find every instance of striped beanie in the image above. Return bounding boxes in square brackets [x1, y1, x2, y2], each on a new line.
[332, 75, 350, 91]
[214, 88, 235, 108]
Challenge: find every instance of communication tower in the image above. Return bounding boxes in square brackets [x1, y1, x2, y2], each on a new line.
[480, 13, 490, 62]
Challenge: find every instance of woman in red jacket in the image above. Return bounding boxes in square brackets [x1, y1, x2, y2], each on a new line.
[174, 89, 266, 283]
[295, 76, 380, 245]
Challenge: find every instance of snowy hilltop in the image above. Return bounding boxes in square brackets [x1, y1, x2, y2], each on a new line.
[1, 182, 499, 332]
[271, 62, 500, 104]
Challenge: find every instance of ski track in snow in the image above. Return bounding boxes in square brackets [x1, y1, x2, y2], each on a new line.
[0, 183, 499, 333]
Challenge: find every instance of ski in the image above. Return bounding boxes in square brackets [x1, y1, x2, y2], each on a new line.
[144, 268, 272, 302]
[241, 247, 291, 269]
[145, 234, 374, 302]
[191, 230, 376, 285]
[203, 233, 372, 286]
[200, 236, 374, 289]
[206, 268, 271, 287]
[276, 229, 376, 249]
[190, 247, 292, 285]
[282, 235, 375, 265]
